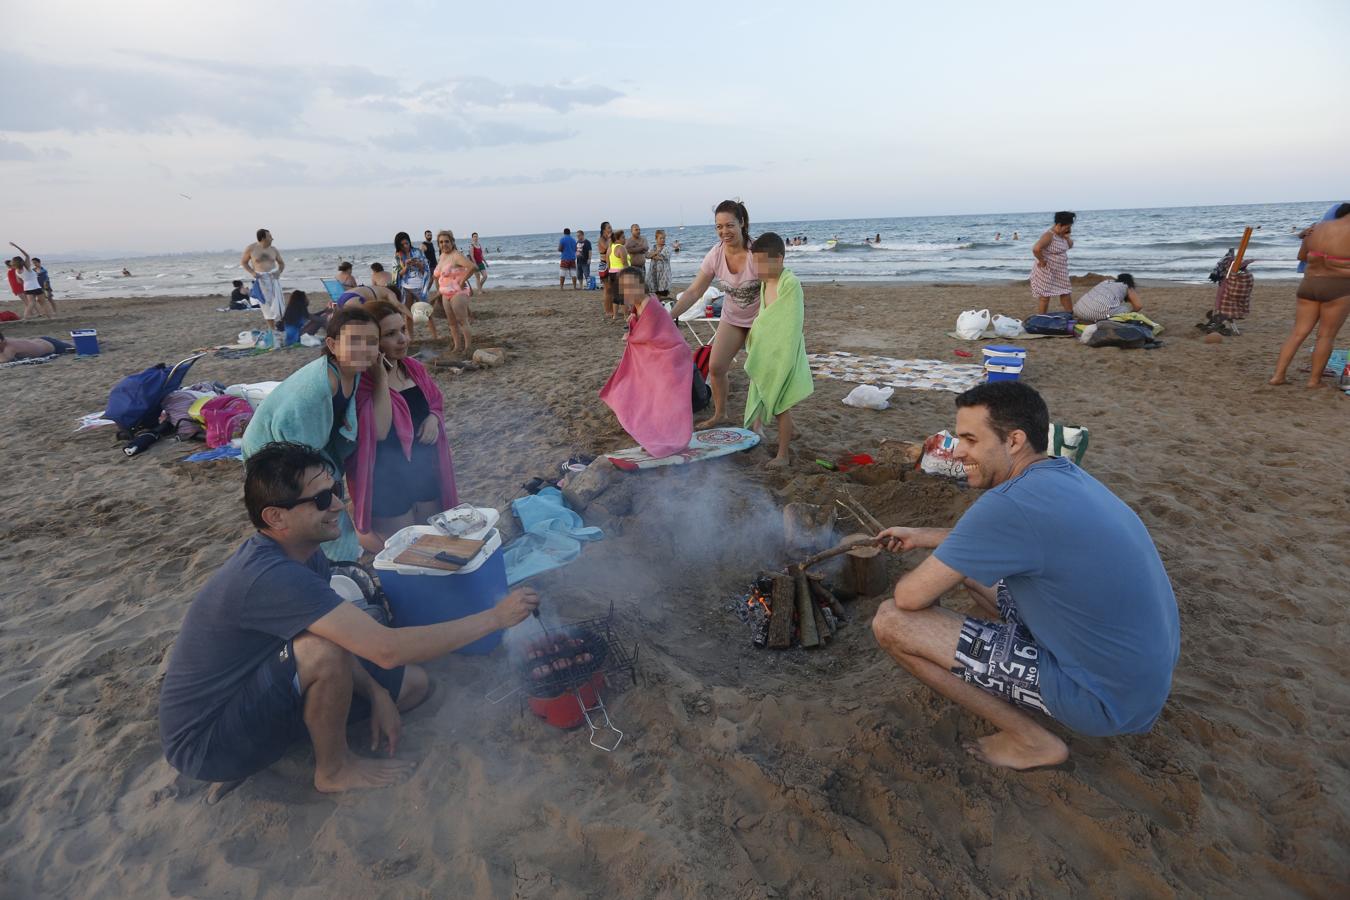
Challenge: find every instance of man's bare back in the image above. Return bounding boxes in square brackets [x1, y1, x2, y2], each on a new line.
[0, 336, 58, 363]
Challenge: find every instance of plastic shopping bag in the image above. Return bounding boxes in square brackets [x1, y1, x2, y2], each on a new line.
[955, 309, 992, 340]
[919, 430, 967, 478]
[841, 385, 894, 410]
[992, 314, 1024, 337]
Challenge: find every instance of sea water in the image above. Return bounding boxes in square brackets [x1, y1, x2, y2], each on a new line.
[40, 200, 1334, 301]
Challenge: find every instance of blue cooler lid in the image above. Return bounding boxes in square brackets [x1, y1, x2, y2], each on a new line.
[984, 344, 1026, 355]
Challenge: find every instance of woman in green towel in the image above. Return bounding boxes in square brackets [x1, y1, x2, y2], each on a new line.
[745, 232, 813, 466]
[241, 304, 382, 561]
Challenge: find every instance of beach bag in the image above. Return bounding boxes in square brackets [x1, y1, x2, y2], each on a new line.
[692, 344, 712, 380]
[1047, 424, 1089, 464]
[992, 314, 1024, 337]
[1086, 320, 1152, 348]
[919, 430, 966, 478]
[690, 361, 711, 413]
[106, 363, 191, 432]
[1024, 312, 1076, 335]
[955, 309, 991, 340]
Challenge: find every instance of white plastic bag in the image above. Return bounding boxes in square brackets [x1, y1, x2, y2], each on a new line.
[841, 385, 894, 410]
[919, 430, 967, 478]
[955, 309, 991, 340]
[1077, 323, 1098, 344]
[299, 333, 323, 347]
[992, 314, 1024, 338]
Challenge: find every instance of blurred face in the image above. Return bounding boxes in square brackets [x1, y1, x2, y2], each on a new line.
[601, 224, 611, 239]
[1053, 223, 1072, 237]
[424, 231, 432, 241]
[715, 212, 742, 245]
[378, 313, 410, 360]
[438, 234, 453, 253]
[631, 224, 640, 237]
[327, 321, 379, 372]
[953, 405, 1021, 489]
[577, 231, 585, 240]
[753, 251, 783, 279]
[274, 467, 346, 543]
[471, 233, 479, 242]
[619, 273, 646, 310]
[398, 236, 412, 252]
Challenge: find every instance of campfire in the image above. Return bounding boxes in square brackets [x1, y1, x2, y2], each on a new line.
[737, 494, 891, 650]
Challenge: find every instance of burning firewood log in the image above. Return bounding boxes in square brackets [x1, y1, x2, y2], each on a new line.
[767, 574, 796, 649]
[793, 569, 821, 648]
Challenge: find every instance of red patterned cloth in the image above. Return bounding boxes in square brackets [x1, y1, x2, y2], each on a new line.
[1215, 270, 1253, 319]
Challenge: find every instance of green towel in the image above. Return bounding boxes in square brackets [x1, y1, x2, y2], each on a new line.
[744, 268, 814, 428]
[242, 356, 362, 561]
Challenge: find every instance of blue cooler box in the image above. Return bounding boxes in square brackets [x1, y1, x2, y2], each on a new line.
[373, 527, 507, 655]
[985, 360, 1024, 383]
[70, 329, 100, 356]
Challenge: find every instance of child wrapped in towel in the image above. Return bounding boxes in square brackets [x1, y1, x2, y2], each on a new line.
[599, 267, 694, 458]
[744, 233, 814, 466]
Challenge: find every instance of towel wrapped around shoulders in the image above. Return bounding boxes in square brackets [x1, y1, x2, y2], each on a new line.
[241, 355, 362, 561]
[744, 268, 814, 428]
[599, 298, 694, 458]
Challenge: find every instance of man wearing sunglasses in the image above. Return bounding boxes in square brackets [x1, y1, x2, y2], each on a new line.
[159, 442, 540, 796]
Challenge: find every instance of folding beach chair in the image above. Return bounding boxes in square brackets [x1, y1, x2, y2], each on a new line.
[321, 279, 347, 304]
[105, 353, 206, 434]
[672, 286, 723, 347]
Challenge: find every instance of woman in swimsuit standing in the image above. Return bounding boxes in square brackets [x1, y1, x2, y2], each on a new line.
[670, 199, 759, 428]
[433, 230, 476, 353]
[1270, 203, 1350, 388]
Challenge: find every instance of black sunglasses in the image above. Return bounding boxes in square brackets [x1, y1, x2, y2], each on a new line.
[275, 481, 346, 512]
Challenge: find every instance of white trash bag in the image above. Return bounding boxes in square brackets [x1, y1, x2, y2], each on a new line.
[842, 385, 894, 410]
[955, 309, 991, 340]
[992, 314, 1024, 337]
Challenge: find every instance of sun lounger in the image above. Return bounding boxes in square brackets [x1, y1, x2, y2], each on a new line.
[321, 279, 347, 303]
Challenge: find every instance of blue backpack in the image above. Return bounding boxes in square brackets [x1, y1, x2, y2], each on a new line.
[1024, 312, 1077, 335]
[105, 355, 202, 433]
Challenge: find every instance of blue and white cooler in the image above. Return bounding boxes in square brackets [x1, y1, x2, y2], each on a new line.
[373, 508, 507, 655]
[983, 344, 1026, 383]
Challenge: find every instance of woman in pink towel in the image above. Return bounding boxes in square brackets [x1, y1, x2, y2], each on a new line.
[346, 299, 458, 551]
[600, 268, 694, 458]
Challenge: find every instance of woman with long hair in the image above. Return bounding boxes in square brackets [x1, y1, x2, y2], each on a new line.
[433, 230, 477, 353]
[597, 221, 615, 320]
[346, 300, 457, 551]
[393, 231, 429, 307]
[670, 200, 759, 427]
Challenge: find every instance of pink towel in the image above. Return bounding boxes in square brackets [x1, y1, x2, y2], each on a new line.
[346, 357, 458, 533]
[599, 299, 694, 458]
[200, 395, 253, 448]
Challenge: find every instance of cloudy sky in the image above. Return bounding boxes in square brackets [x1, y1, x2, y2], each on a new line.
[5, 0, 1347, 256]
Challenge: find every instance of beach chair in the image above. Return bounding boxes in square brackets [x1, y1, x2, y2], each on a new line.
[673, 287, 723, 346]
[321, 279, 347, 303]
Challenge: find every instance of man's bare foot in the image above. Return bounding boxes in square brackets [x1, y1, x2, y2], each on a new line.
[764, 454, 790, 469]
[963, 730, 1068, 771]
[1268, 377, 1287, 385]
[1306, 381, 1329, 390]
[314, 754, 416, 793]
[696, 415, 730, 429]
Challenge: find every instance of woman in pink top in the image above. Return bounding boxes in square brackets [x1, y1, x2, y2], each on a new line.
[434, 229, 477, 353]
[670, 200, 759, 427]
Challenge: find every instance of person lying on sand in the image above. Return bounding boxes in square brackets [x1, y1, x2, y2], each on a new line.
[0, 331, 74, 362]
[871, 382, 1179, 771]
[158, 441, 539, 796]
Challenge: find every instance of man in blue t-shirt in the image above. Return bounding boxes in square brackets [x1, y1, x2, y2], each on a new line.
[159, 442, 539, 796]
[558, 227, 578, 290]
[871, 382, 1179, 770]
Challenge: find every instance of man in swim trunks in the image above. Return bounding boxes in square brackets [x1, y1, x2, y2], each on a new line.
[0, 331, 75, 362]
[241, 228, 286, 333]
[871, 382, 1179, 770]
[559, 227, 578, 290]
[159, 441, 540, 795]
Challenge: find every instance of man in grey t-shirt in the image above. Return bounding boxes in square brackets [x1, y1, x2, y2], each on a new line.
[159, 442, 539, 796]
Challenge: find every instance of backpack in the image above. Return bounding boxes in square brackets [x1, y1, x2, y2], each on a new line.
[692, 344, 712, 380]
[106, 357, 201, 433]
[690, 360, 711, 413]
[1086, 320, 1153, 349]
[1024, 312, 1076, 335]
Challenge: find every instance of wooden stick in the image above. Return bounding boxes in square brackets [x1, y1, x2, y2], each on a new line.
[809, 579, 848, 623]
[794, 570, 821, 648]
[793, 536, 882, 573]
[1228, 227, 1253, 279]
[840, 492, 885, 533]
[766, 574, 795, 649]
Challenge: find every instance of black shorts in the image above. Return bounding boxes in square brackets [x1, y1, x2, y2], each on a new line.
[188, 639, 404, 783]
[950, 584, 1053, 718]
[371, 439, 442, 519]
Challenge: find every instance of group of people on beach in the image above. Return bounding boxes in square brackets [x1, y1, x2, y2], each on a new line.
[586, 222, 674, 308]
[5, 242, 56, 319]
[152, 194, 1193, 795]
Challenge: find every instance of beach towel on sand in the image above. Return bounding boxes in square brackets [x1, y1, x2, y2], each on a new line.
[346, 356, 458, 534]
[744, 269, 813, 428]
[599, 299, 693, 458]
[242, 356, 361, 561]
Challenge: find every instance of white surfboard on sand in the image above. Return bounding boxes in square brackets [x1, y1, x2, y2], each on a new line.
[607, 428, 760, 471]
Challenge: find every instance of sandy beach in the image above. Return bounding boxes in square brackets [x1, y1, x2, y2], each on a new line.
[0, 279, 1346, 898]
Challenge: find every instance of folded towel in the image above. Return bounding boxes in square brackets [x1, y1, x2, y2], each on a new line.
[744, 269, 814, 428]
[503, 488, 603, 584]
[599, 298, 694, 458]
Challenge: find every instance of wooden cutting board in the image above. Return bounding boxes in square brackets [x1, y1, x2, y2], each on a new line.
[392, 534, 486, 572]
